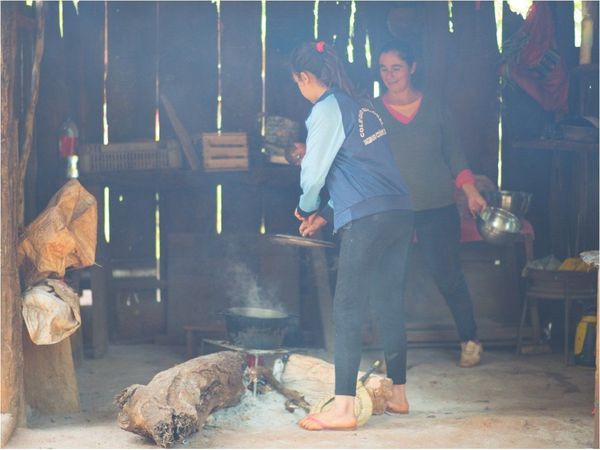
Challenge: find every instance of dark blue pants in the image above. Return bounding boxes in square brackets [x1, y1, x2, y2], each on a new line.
[414, 204, 478, 342]
[333, 209, 413, 396]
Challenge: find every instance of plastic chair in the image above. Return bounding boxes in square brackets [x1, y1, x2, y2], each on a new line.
[516, 268, 597, 365]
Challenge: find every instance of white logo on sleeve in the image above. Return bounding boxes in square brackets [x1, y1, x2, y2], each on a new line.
[358, 108, 387, 145]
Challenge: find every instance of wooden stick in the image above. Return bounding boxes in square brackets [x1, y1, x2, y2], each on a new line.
[160, 93, 200, 170]
[253, 366, 311, 413]
[17, 1, 45, 226]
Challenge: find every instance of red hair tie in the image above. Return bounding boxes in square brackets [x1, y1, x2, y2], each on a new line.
[315, 41, 325, 53]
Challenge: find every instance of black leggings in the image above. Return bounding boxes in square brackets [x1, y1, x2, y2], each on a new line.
[333, 209, 413, 396]
[414, 204, 477, 342]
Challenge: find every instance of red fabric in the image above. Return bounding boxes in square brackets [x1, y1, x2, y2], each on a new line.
[501, 2, 569, 112]
[455, 169, 476, 189]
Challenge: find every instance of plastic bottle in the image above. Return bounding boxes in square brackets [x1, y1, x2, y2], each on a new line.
[59, 118, 79, 158]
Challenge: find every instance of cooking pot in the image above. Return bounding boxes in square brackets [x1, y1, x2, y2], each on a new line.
[224, 307, 293, 349]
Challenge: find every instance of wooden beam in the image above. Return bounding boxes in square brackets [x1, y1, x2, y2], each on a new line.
[160, 94, 200, 170]
[1, 1, 25, 435]
[17, 0, 45, 226]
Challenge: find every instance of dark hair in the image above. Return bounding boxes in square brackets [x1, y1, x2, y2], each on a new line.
[289, 41, 356, 99]
[377, 40, 416, 65]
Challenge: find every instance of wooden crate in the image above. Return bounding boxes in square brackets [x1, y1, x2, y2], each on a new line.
[201, 132, 248, 171]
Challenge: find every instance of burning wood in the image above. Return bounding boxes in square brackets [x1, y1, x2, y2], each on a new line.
[249, 365, 311, 413]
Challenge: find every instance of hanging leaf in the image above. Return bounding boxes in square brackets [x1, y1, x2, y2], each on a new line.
[72, 0, 79, 14]
[25, 0, 33, 6]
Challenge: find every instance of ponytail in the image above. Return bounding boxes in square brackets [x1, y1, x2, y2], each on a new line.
[289, 41, 356, 99]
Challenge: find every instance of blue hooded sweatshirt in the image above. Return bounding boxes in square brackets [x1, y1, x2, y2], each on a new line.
[297, 88, 412, 232]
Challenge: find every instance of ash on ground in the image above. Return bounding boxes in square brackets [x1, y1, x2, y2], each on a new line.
[209, 390, 305, 430]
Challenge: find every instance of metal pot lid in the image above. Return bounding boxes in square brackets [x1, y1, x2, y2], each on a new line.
[267, 233, 335, 248]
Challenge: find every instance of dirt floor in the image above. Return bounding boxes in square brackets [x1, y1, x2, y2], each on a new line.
[6, 343, 596, 449]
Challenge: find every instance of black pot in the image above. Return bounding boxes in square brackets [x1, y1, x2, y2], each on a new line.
[224, 307, 292, 349]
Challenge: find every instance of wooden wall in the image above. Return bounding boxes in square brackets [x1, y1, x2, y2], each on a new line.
[27, 1, 597, 347]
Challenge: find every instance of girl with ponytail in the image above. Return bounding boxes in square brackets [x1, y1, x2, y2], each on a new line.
[290, 41, 414, 431]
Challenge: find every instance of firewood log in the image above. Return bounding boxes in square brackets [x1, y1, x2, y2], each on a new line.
[115, 351, 245, 447]
[280, 354, 392, 414]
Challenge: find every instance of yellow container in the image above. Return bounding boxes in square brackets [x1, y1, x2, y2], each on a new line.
[574, 315, 596, 367]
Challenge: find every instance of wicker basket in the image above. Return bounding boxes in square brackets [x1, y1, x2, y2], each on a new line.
[79, 141, 182, 173]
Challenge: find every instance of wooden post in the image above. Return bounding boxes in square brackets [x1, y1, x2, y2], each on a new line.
[17, 0, 45, 226]
[88, 184, 109, 358]
[22, 331, 80, 415]
[1, 2, 25, 442]
[594, 270, 599, 449]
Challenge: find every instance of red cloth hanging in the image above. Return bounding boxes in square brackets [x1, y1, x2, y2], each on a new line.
[501, 1, 569, 112]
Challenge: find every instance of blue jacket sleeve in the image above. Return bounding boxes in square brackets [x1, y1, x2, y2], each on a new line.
[297, 96, 346, 217]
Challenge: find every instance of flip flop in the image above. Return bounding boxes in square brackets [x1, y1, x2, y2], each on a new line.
[298, 415, 357, 431]
[384, 409, 409, 416]
[384, 405, 409, 416]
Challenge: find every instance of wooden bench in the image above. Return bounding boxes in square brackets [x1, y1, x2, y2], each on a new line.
[183, 322, 227, 359]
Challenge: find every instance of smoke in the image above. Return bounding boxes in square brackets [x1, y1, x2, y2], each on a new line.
[224, 261, 285, 314]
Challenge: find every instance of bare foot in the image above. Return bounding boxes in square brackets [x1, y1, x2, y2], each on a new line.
[386, 384, 409, 414]
[298, 396, 357, 431]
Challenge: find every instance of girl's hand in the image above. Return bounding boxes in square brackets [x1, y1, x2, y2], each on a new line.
[462, 183, 487, 217]
[290, 143, 306, 166]
[299, 213, 327, 237]
[294, 208, 305, 221]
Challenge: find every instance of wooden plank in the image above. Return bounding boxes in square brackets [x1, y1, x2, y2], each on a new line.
[512, 139, 599, 153]
[88, 184, 109, 358]
[160, 93, 200, 170]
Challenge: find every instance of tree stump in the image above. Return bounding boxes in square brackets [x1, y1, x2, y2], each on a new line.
[115, 351, 245, 447]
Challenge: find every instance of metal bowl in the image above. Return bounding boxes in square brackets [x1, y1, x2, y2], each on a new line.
[485, 191, 532, 218]
[476, 207, 522, 245]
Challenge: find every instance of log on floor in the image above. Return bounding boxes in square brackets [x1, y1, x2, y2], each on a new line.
[280, 354, 392, 415]
[115, 351, 245, 448]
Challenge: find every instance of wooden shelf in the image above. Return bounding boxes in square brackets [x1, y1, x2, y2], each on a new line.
[79, 165, 301, 190]
[512, 139, 599, 153]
